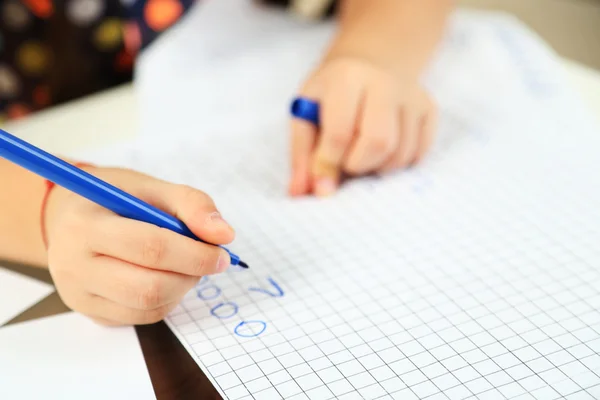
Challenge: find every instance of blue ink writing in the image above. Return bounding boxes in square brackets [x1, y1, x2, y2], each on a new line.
[248, 277, 285, 298]
[196, 284, 222, 301]
[210, 302, 239, 319]
[234, 320, 267, 338]
[193, 277, 285, 338]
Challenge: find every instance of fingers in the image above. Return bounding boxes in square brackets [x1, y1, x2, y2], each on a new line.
[305, 87, 437, 189]
[88, 214, 230, 277]
[380, 106, 421, 172]
[136, 181, 235, 246]
[414, 98, 438, 163]
[289, 62, 439, 195]
[289, 118, 318, 196]
[381, 91, 438, 172]
[344, 85, 399, 175]
[311, 78, 363, 196]
[397, 106, 421, 167]
[290, 84, 321, 197]
[54, 256, 185, 325]
[82, 256, 199, 311]
[75, 292, 179, 326]
[83, 170, 234, 245]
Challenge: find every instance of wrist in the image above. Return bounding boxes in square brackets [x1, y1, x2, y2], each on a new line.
[321, 38, 421, 83]
[323, 26, 423, 81]
[326, 0, 451, 81]
[41, 163, 96, 251]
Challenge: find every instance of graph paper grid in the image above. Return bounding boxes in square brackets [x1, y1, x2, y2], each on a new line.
[79, 91, 600, 400]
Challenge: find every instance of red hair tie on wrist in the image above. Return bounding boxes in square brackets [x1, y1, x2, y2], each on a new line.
[40, 162, 92, 249]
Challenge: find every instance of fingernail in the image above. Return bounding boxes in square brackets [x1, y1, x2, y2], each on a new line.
[315, 178, 336, 197]
[209, 211, 223, 222]
[217, 252, 230, 272]
[208, 212, 232, 230]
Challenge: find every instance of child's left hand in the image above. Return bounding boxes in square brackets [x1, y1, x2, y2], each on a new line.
[288, 57, 438, 197]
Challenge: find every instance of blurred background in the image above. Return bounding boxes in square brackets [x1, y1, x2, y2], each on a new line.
[459, 0, 600, 70]
[0, 0, 599, 122]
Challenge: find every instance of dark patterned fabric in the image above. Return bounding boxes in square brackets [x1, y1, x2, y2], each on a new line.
[0, 0, 195, 120]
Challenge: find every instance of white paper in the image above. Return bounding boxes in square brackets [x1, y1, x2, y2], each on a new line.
[76, 95, 600, 400]
[75, 2, 600, 399]
[0, 312, 156, 400]
[0, 266, 54, 326]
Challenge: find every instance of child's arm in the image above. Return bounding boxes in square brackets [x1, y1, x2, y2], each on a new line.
[0, 158, 235, 326]
[328, 0, 453, 81]
[289, 0, 454, 197]
[0, 158, 48, 267]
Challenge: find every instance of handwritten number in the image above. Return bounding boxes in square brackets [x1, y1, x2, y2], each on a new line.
[248, 277, 284, 298]
[234, 321, 267, 338]
[210, 302, 239, 319]
[196, 284, 221, 300]
[195, 278, 278, 338]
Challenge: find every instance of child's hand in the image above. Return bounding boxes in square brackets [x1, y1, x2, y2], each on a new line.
[289, 57, 438, 197]
[44, 167, 235, 326]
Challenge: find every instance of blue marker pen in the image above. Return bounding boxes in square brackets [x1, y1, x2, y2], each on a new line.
[0, 128, 248, 269]
[291, 97, 320, 126]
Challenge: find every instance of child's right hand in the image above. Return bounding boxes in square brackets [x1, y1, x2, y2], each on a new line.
[43, 166, 235, 326]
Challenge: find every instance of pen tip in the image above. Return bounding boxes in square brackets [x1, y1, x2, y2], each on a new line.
[238, 261, 249, 269]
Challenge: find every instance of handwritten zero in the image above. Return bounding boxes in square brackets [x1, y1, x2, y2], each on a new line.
[196, 276, 284, 338]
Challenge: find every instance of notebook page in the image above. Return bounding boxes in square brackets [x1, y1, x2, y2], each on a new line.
[76, 82, 600, 400]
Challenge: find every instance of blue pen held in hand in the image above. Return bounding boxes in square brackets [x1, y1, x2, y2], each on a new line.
[0, 128, 248, 269]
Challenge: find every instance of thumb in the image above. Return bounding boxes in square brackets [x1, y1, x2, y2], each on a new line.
[136, 178, 236, 246]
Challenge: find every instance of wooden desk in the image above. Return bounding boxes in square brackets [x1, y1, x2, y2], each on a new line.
[2, 58, 600, 399]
